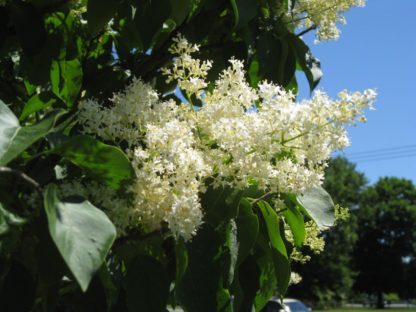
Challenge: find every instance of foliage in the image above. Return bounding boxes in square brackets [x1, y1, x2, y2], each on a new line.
[0, 1, 370, 311]
[354, 177, 416, 308]
[288, 157, 367, 308]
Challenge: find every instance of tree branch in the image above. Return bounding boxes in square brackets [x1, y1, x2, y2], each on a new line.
[296, 25, 317, 37]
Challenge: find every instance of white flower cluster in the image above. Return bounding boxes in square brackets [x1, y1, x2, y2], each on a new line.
[286, 221, 325, 263]
[290, 272, 303, 285]
[292, 0, 366, 42]
[77, 35, 375, 239]
[161, 35, 212, 98]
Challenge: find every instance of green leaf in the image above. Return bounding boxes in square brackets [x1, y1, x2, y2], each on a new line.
[253, 234, 278, 310]
[236, 198, 259, 266]
[234, 0, 257, 29]
[133, 0, 172, 50]
[175, 237, 188, 283]
[0, 100, 66, 166]
[297, 186, 335, 229]
[230, 0, 239, 28]
[169, 0, 192, 24]
[11, 2, 46, 56]
[232, 255, 260, 312]
[176, 224, 230, 312]
[19, 91, 58, 121]
[256, 32, 296, 86]
[124, 255, 170, 312]
[0, 202, 26, 236]
[257, 32, 281, 81]
[217, 288, 233, 312]
[87, 0, 120, 35]
[257, 200, 290, 296]
[201, 182, 242, 225]
[43, 184, 116, 292]
[53, 135, 135, 190]
[288, 33, 322, 93]
[283, 194, 305, 247]
[50, 58, 83, 107]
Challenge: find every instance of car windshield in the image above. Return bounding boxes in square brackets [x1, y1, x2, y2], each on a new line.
[285, 301, 309, 312]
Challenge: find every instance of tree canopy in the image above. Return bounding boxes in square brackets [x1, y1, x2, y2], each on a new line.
[288, 157, 367, 307]
[354, 177, 416, 307]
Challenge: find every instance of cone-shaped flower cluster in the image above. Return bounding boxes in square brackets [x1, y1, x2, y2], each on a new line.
[77, 35, 375, 239]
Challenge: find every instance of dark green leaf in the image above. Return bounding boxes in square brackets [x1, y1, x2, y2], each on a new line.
[87, 0, 120, 35]
[232, 255, 260, 312]
[177, 224, 229, 312]
[283, 194, 305, 247]
[169, 0, 192, 24]
[229, 0, 239, 28]
[235, 197, 259, 266]
[201, 182, 241, 225]
[0, 100, 66, 166]
[124, 255, 170, 312]
[43, 184, 117, 292]
[133, 0, 172, 49]
[234, 0, 257, 29]
[50, 58, 83, 107]
[297, 186, 335, 229]
[175, 237, 188, 283]
[257, 200, 290, 296]
[253, 234, 278, 310]
[257, 32, 282, 82]
[53, 135, 135, 190]
[11, 2, 46, 56]
[256, 32, 296, 86]
[19, 91, 59, 121]
[288, 33, 322, 92]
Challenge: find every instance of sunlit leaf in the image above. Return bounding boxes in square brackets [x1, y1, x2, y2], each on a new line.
[53, 135, 135, 190]
[0, 100, 66, 166]
[298, 186, 335, 229]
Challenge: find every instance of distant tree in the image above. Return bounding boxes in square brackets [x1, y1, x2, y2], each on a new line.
[289, 157, 367, 307]
[354, 178, 416, 308]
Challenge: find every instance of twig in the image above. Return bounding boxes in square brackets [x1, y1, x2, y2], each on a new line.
[296, 25, 317, 37]
[0, 167, 43, 196]
[251, 191, 274, 206]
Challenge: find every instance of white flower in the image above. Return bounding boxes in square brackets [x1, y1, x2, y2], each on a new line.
[77, 35, 375, 240]
[291, 0, 366, 42]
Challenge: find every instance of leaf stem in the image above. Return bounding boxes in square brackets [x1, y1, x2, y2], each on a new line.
[0, 167, 43, 196]
[251, 191, 274, 206]
[282, 121, 332, 144]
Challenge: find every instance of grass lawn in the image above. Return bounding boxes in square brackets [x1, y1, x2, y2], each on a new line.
[315, 309, 416, 312]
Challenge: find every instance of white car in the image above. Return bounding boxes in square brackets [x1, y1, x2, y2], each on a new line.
[261, 298, 312, 312]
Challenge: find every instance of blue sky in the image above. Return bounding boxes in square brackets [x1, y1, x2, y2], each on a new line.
[297, 0, 416, 184]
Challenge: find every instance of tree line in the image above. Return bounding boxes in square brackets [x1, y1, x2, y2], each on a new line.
[288, 157, 416, 309]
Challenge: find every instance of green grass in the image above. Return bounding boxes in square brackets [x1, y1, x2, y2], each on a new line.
[315, 309, 416, 312]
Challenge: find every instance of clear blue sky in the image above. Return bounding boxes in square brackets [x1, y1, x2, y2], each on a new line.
[297, 0, 416, 184]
